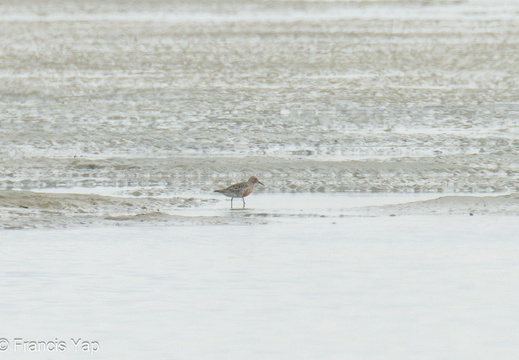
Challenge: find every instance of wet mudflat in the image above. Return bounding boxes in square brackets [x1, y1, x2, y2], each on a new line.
[1, 0, 518, 196]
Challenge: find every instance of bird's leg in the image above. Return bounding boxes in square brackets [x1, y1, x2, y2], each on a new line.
[231, 197, 234, 209]
[242, 197, 245, 209]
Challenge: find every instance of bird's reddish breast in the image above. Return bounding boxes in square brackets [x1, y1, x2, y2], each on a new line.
[242, 187, 253, 197]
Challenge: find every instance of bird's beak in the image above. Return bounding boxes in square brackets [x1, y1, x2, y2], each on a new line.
[258, 181, 264, 186]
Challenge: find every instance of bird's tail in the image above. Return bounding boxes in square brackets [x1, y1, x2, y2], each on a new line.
[214, 189, 223, 193]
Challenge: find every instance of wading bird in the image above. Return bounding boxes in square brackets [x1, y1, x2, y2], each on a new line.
[214, 176, 264, 209]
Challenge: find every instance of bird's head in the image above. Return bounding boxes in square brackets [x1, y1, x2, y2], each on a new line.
[248, 176, 264, 186]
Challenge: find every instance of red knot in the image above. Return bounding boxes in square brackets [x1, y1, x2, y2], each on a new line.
[214, 176, 264, 209]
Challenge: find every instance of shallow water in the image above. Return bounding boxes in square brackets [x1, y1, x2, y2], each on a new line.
[1, 217, 518, 359]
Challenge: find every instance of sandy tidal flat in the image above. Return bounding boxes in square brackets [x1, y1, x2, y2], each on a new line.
[0, 189, 517, 229]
